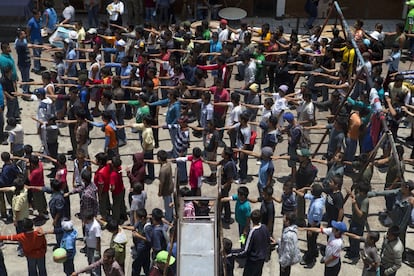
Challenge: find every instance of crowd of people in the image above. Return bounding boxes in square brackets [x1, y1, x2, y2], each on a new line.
[0, 0, 413, 275]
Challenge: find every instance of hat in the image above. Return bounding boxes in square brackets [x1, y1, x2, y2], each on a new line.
[155, 250, 176, 265]
[331, 220, 347, 233]
[220, 19, 228, 25]
[61, 220, 74, 231]
[278, 85, 289, 93]
[34, 88, 46, 95]
[178, 116, 188, 124]
[87, 28, 97, 34]
[407, 0, 414, 6]
[116, 39, 126, 47]
[68, 30, 78, 40]
[261, 147, 273, 158]
[249, 83, 259, 93]
[300, 81, 308, 87]
[296, 148, 311, 157]
[282, 112, 294, 122]
[49, 66, 57, 73]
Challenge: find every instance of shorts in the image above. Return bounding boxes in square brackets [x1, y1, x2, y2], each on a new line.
[288, 145, 298, 168]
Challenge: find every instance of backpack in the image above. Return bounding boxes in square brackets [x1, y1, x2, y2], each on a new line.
[293, 124, 310, 149]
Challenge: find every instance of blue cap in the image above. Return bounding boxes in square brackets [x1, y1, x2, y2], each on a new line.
[283, 112, 294, 122]
[34, 88, 46, 95]
[331, 220, 347, 233]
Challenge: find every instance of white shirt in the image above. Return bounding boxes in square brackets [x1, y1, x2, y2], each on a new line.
[226, 102, 243, 126]
[271, 93, 288, 114]
[218, 28, 230, 43]
[85, 219, 101, 248]
[322, 228, 343, 267]
[107, 1, 124, 21]
[297, 101, 314, 123]
[62, 5, 75, 22]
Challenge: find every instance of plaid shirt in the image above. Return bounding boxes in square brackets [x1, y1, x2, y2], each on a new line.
[80, 183, 99, 217]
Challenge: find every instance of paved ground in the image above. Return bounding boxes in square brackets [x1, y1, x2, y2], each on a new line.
[0, 15, 413, 276]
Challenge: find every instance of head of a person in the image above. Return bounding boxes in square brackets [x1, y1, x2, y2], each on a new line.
[29, 155, 39, 168]
[155, 250, 176, 269]
[192, 147, 202, 159]
[264, 97, 274, 110]
[386, 225, 400, 241]
[24, 144, 33, 156]
[250, 209, 261, 225]
[283, 181, 293, 195]
[151, 208, 164, 223]
[331, 220, 347, 237]
[50, 179, 62, 192]
[61, 219, 74, 232]
[1, 152, 10, 163]
[296, 148, 311, 162]
[179, 186, 192, 197]
[329, 176, 343, 191]
[221, 146, 233, 160]
[261, 146, 273, 161]
[83, 211, 95, 223]
[32, 8, 41, 19]
[81, 169, 92, 185]
[132, 182, 144, 195]
[223, 238, 233, 254]
[262, 185, 273, 201]
[157, 150, 168, 162]
[101, 111, 112, 124]
[332, 152, 344, 163]
[22, 218, 34, 232]
[237, 186, 249, 202]
[283, 212, 296, 227]
[136, 208, 147, 222]
[105, 219, 119, 234]
[366, 231, 380, 246]
[402, 180, 414, 195]
[394, 74, 404, 88]
[95, 152, 108, 167]
[206, 119, 215, 131]
[283, 112, 295, 125]
[102, 248, 116, 266]
[0, 42, 10, 54]
[311, 183, 323, 198]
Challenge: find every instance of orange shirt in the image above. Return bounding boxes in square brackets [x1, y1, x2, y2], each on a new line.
[0, 230, 47, 258]
[105, 124, 118, 149]
[348, 112, 361, 140]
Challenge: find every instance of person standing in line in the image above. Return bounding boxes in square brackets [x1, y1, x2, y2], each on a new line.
[61, 0, 75, 24]
[379, 226, 404, 276]
[27, 9, 43, 74]
[277, 212, 301, 276]
[14, 30, 31, 94]
[107, 0, 125, 27]
[84, 0, 99, 28]
[230, 209, 271, 276]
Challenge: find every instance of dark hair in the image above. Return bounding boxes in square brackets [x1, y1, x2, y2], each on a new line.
[29, 155, 39, 166]
[103, 248, 115, 259]
[263, 185, 273, 196]
[57, 154, 66, 165]
[1, 152, 10, 162]
[24, 144, 33, 155]
[95, 152, 108, 166]
[76, 108, 87, 120]
[250, 209, 262, 224]
[23, 218, 34, 231]
[237, 186, 249, 197]
[179, 186, 192, 197]
[157, 150, 168, 162]
[223, 237, 233, 254]
[105, 219, 119, 232]
[50, 179, 61, 191]
[41, 71, 51, 81]
[132, 183, 144, 194]
[230, 93, 240, 104]
[102, 90, 113, 101]
[151, 208, 164, 221]
[192, 147, 202, 158]
[388, 225, 400, 237]
[81, 170, 92, 184]
[101, 111, 112, 122]
[111, 156, 122, 167]
[136, 208, 147, 219]
[311, 183, 323, 197]
[284, 212, 297, 225]
[368, 231, 380, 243]
[223, 147, 233, 159]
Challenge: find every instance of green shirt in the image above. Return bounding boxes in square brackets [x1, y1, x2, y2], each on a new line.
[406, 8, 414, 32]
[128, 100, 150, 123]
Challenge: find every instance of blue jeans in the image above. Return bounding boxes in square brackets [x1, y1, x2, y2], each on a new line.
[87, 247, 101, 276]
[145, 7, 155, 23]
[348, 220, 364, 258]
[18, 64, 31, 93]
[27, 256, 47, 276]
[87, 4, 99, 28]
[345, 137, 358, 163]
[163, 195, 173, 222]
[32, 40, 42, 71]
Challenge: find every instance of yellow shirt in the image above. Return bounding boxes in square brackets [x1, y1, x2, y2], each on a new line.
[132, 123, 154, 151]
[12, 189, 29, 222]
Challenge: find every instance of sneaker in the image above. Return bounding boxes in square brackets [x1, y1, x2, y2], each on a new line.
[17, 249, 25, 257]
[118, 140, 127, 147]
[256, 160, 262, 165]
[80, 246, 87, 254]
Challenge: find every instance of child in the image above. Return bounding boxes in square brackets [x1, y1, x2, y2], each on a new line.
[72, 248, 124, 276]
[294, 183, 325, 267]
[222, 238, 235, 276]
[72, 148, 91, 193]
[83, 212, 102, 276]
[103, 219, 128, 272]
[175, 147, 203, 196]
[274, 181, 297, 216]
[179, 187, 195, 218]
[301, 220, 347, 275]
[44, 219, 78, 276]
[345, 231, 380, 276]
[109, 156, 127, 224]
[130, 183, 147, 225]
[6, 117, 24, 157]
[221, 186, 251, 239]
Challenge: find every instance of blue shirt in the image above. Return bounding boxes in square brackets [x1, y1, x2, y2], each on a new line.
[258, 160, 274, 188]
[0, 84, 4, 109]
[304, 193, 325, 225]
[27, 17, 42, 42]
[232, 194, 251, 227]
[14, 39, 31, 67]
[44, 8, 57, 32]
[150, 99, 181, 124]
[57, 228, 78, 259]
[0, 53, 18, 81]
[105, 63, 131, 86]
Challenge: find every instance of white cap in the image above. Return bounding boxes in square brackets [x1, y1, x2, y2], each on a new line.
[116, 39, 126, 47]
[68, 30, 78, 40]
[61, 220, 74, 231]
[87, 28, 97, 34]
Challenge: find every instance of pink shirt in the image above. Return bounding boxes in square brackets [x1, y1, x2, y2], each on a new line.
[188, 155, 203, 190]
[211, 86, 229, 115]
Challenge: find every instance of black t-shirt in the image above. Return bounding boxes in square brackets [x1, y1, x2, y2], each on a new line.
[221, 159, 237, 185]
[260, 200, 275, 233]
[295, 161, 317, 189]
[325, 191, 344, 224]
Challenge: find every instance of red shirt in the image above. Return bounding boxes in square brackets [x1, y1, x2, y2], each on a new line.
[94, 164, 111, 193]
[210, 86, 229, 115]
[110, 167, 124, 196]
[56, 166, 68, 191]
[29, 162, 45, 187]
[188, 156, 203, 190]
[0, 230, 47, 258]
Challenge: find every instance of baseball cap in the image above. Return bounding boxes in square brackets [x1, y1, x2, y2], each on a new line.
[296, 148, 311, 157]
[278, 85, 289, 93]
[61, 220, 74, 231]
[49, 66, 57, 73]
[34, 88, 46, 95]
[87, 28, 97, 34]
[220, 19, 228, 25]
[68, 30, 78, 40]
[249, 83, 259, 93]
[116, 39, 126, 47]
[261, 147, 273, 158]
[282, 112, 294, 122]
[155, 250, 176, 265]
[331, 220, 347, 233]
